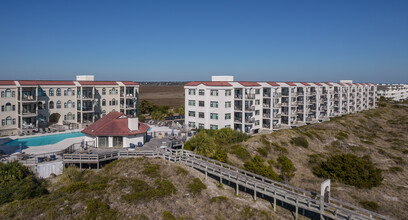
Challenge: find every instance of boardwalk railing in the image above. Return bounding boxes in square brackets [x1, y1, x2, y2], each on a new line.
[63, 148, 391, 220]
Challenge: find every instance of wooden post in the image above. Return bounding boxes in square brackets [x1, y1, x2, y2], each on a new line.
[254, 184, 257, 200]
[295, 198, 298, 220]
[236, 182, 239, 196]
[273, 191, 276, 212]
[205, 166, 208, 180]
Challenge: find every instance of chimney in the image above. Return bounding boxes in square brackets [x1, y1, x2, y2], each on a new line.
[128, 117, 139, 131]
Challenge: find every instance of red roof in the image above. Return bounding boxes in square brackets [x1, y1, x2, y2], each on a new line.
[300, 82, 311, 86]
[267, 82, 280, 86]
[0, 80, 16, 85]
[18, 80, 75, 85]
[346, 83, 353, 86]
[337, 83, 345, 86]
[323, 82, 333, 86]
[82, 112, 149, 136]
[122, 81, 139, 85]
[285, 82, 297, 86]
[78, 81, 118, 85]
[184, 81, 232, 86]
[314, 82, 323, 86]
[238, 81, 261, 86]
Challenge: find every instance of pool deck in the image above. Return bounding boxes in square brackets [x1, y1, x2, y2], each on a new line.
[0, 129, 84, 155]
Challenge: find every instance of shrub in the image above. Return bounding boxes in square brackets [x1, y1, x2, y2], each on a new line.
[176, 166, 188, 176]
[63, 181, 88, 193]
[122, 178, 176, 202]
[388, 166, 403, 173]
[335, 131, 349, 140]
[243, 155, 280, 181]
[276, 156, 296, 182]
[60, 166, 83, 183]
[257, 147, 268, 157]
[313, 154, 383, 189]
[162, 211, 177, 220]
[359, 200, 379, 212]
[84, 198, 117, 219]
[290, 137, 309, 148]
[271, 142, 288, 154]
[230, 145, 251, 161]
[142, 164, 161, 178]
[213, 147, 228, 163]
[187, 178, 206, 195]
[210, 196, 228, 203]
[0, 161, 47, 205]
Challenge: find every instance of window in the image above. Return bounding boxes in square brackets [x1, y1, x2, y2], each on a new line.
[255, 120, 260, 126]
[199, 89, 205, 95]
[255, 110, 260, 115]
[225, 125, 231, 128]
[199, 112, 204, 118]
[1, 106, 3, 112]
[56, 88, 61, 96]
[5, 89, 11, 98]
[102, 110, 106, 116]
[210, 124, 218, 130]
[6, 116, 12, 125]
[12, 91, 15, 97]
[67, 88, 73, 96]
[199, 101, 204, 107]
[188, 111, 195, 117]
[188, 100, 196, 106]
[56, 101, 61, 109]
[255, 89, 260, 94]
[112, 98, 116, 105]
[38, 102, 43, 110]
[5, 103, 11, 111]
[210, 90, 218, 96]
[188, 122, 196, 128]
[1, 92, 3, 97]
[188, 89, 196, 95]
[102, 99, 106, 106]
[49, 88, 54, 96]
[210, 113, 218, 120]
[102, 88, 106, 95]
[210, 101, 218, 108]
[66, 112, 74, 120]
[49, 101, 54, 109]
[64, 90, 67, 96]
[111, 88, 117, 95]
[225, 101, 231, 108]
[12, 105, 15, 111]
[113, 136, 123, 148]
[225, 113, 231, 120]
[199, 123, 204, 129]
[98, 136, 109, 148]
[67, 100, 73, 108]
[255, 100, 260, 105]
[1, 120, 4, 125]
[225, 90, 231, 96]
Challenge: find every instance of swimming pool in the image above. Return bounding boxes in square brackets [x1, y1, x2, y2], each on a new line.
[4, 132, 85, 147]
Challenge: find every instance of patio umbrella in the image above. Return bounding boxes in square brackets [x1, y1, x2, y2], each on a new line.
[171, 128, 174, 136]
[81, 139, 84, 149]
[19, 143, 22, 153]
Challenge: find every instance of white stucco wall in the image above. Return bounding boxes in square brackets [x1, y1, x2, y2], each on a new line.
[124, 134, 145, 148]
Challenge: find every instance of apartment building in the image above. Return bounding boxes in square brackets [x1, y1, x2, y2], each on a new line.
[377, 84, 408, 101]
[185, 76, 377, 134]
[0, 76, 139, 136]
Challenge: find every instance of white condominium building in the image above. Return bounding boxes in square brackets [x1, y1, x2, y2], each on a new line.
[0, 76, 139, 136]
[377, 84, 408, 101]
[185, 76, 377, 134]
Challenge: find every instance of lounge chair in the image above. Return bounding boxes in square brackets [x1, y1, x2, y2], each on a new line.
[19, 131, 25, 136]
[26, 130, 31, 135]
[52, 128, 57, 132]
[41, 128, 46, 134]
[47, 128, 51, 133]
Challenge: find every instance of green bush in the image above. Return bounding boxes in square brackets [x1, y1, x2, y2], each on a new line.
[257, 147, 268, 157]
[388, 166, 403, 173]
[176, 166, 188, 176]
[359, 200, 379, 212]
[276, 156, 296, 182]
[142, 164, 161, 178]
[184, 128, 249, 158]
[290, 137, 309, 148]
[63, 181, 88, 193]
[243, 155, 280, 181]
[271, 142, 288, 154]
[213, 147, 228, 163]
[60, 166, 83, 183]
[187, 178, 206, 195]
[230, 145, 251, 161]
[210, 196, 228, 203]
[84, 198, 117, 219]
[0, 161, 47, 205]
[162, 211, 177, 220]
[335, 131, 349, 140]
[313, 154, 383, 189]
[122, 178, 176, 202]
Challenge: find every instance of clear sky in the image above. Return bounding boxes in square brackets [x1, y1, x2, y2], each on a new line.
[0, 0, 407, 83]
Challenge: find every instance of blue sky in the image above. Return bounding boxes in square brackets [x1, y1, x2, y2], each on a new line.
[0, 0, 407, 83]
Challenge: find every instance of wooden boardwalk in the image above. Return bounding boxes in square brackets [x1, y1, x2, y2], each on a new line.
[63, 149, 391, 220]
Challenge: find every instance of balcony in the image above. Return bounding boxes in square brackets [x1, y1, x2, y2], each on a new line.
[263, 114, 271, 119]
[246, 94, 255, 99]
[273, 103, 281, 108]
[234, 106, 242, 111]
[21, 111, 36, 117]
[263, 104, 271, 108]
[281, 102, 289, 107]
[273, 93, 282, 98]
[263, 93, 271, 98]
[82, 107, 94, 112]
[245, 106, 255, 111]
[234, 118, 242, 123]
[273, 113, 281, 118]
[234, 94, 243, 99]
[245, 117, 255, 123]
[21, 96, 37, 102]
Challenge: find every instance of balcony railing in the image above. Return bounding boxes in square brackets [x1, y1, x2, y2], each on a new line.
[234, 106, 242, 111]
[273, 103, 281, 108]
[246, 94, 255, 99]
[21, 96, 37, 101]
[263, 114, 270, 118]
[245, 106, 255, 111]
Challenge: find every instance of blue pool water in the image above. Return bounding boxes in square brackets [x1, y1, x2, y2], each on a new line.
[4, 132, 85, 147]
